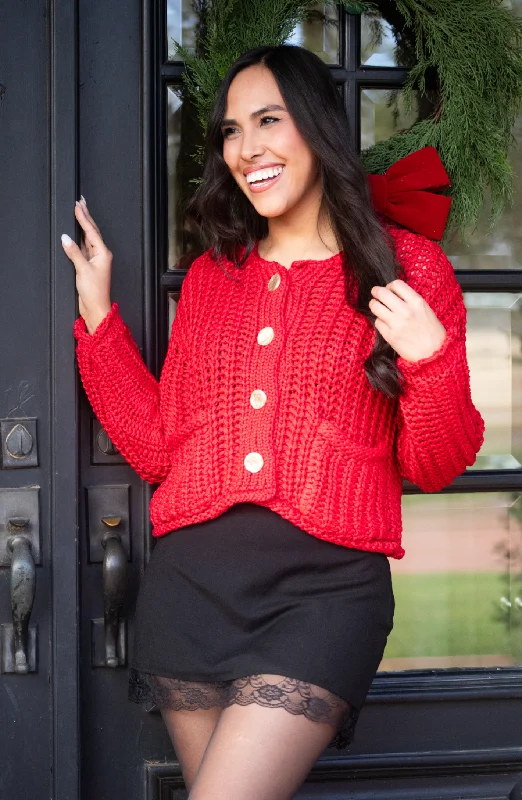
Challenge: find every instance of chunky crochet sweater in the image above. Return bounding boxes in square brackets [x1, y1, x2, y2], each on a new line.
[73, 226, 485, 559]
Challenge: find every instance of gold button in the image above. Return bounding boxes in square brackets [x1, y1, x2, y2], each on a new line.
[257, 326, 274, 346]
[250, 389, 267, 409]
[244, 452, 264, 473]
[268, 273, 281, 291]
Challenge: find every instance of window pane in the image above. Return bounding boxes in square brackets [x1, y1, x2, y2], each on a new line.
[168, 1, 339, 64]
[380, 492, 522, 671]
[167, 86, 183, 269]
[444, 111, 522, 270]
[361, 14, 407, 67]
[360, 88, 419, 150]
[168, 292, 180, 337]
[285, 2, 340, 64]
[167, 86, 204, 270]
[466, 293, 522, 471]
[167, 0, 197, 61]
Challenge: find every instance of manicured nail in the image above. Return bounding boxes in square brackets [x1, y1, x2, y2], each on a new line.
[80, 195, 87, 205]
[61, 234, 73, 246]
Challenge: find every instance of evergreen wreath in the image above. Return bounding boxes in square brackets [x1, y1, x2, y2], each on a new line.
[173, 0, 522, 240]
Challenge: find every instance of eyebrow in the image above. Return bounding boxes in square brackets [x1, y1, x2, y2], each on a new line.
[221, 104, 287, 127]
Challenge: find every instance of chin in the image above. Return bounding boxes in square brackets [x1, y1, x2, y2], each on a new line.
[251, 200, 291, 218]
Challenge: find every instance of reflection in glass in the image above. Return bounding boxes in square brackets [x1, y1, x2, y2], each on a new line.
[380, 492, 522, 671]
[506, 0, 522, 18]
[445, 112, 522, 270]
[285, 2, 339, 64]
[360, 88, 419, 150]
[167, 86, 205, 269]
[167, 87, 184, 269]
[167, 0, 198, 60]
[361, 15, 402, 67]
[168, 0, 339, 64]
[465, 293, 522, 470]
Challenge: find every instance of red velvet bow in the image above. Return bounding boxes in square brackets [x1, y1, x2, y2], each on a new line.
[367, 146, 452, 240]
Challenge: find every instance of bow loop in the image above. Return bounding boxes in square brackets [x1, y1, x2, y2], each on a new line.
[367, 146, 452, 240]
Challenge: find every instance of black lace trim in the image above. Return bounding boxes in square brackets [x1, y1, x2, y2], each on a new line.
[128, 668, 360, 750]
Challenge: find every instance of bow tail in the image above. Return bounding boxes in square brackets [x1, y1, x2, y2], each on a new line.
[385, 191, 452, 241]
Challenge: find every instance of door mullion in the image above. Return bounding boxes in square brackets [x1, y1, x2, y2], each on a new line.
[50, 0, 81, 797]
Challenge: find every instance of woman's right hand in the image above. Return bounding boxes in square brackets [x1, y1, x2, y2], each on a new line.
[61, 197, 113, 335]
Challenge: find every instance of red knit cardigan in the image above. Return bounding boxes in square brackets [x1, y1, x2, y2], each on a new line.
[73, 225, 485, 559]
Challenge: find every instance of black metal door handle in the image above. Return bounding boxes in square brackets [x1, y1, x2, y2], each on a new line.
[7, 518, 36, 674]
[101, 524, 127, 668]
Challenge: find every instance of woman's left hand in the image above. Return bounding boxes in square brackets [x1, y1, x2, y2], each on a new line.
[369, 280, 447, 363]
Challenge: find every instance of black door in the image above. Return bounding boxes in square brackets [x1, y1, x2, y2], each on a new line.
[2, 1, 522, 798]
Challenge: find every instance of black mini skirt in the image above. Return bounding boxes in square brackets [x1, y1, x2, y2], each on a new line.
[128, 502, 394, 749]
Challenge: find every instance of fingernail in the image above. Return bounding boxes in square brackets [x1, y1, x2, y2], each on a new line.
[75, 200, 81, 208]
[61, 234, 73, 246]
[80, 195, 86, 205]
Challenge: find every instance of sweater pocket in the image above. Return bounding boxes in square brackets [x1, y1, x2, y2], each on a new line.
[298, 415, 389, 520]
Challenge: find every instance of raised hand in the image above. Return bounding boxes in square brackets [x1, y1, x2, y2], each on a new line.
[369, 280, 447, 363]
[61, 197, 113, 335]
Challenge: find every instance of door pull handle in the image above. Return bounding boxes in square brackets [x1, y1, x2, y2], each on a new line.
[87, 486, 130, 667]
[101, 516, 127, 668]
[7, 518, 36, 674]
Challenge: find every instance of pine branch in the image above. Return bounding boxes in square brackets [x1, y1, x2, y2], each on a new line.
[361, 0, 522, 239]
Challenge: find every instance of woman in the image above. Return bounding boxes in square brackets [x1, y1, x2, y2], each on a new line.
[61, 45, 484, 800]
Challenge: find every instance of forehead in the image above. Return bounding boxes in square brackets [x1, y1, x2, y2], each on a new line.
[225, 65, 284, 115]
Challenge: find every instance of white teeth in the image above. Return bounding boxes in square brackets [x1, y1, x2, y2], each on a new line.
[246, 165, 284, 184]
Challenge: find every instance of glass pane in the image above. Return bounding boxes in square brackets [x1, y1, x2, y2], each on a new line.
[285, 2, 340, 64]
[444, 110, 522, 270]
[380, 492, 522, 671]
[506, 0, 522, 17]
[167, 86, 204, 270]
[167, 86, 183, 269]
[433, 0, 522, 267]
[466, 293, 522, 470]
[361, 14, 407, 67]
[168, 1, 339, 64]
[167, 0, 198, 61]
[360, 88, 419, 150]
[168, 292, 180, 338]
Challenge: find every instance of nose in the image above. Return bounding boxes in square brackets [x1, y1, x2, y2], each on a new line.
[240, 125, 265, 162]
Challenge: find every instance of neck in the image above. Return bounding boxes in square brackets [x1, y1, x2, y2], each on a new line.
[261, 198, 339, 261]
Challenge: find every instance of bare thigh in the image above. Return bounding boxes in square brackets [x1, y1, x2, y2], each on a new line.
[188, 674, 347, 800]
[161, 706, 222, 792]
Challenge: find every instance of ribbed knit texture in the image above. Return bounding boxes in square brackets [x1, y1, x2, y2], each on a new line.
[73, 225, 485, 559]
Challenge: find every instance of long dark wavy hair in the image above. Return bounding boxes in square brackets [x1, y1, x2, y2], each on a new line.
[185, 44, 405, 398]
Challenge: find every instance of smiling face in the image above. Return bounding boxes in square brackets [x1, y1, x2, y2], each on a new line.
[221, 64, 322, 221]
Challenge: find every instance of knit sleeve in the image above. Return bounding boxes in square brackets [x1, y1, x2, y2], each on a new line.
[393, 238, 485, 492]
[73, 290, 191, 485]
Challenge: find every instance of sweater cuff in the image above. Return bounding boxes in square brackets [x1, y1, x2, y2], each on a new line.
[73, 302, 124, 347]
[396, 328, 458, 385]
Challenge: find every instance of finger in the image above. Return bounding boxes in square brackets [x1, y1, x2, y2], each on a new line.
[77, 199, 101, 235]
[61, 233, 89, 269]
[370, 285, 405, 314]
[384, 279, 421, 303]
[75, 207, 94, 259]
[369, 297, 394, 326]
[74, 203, 106, 251]
[374, 316, 392, 339]
[75, 201, 100, 236]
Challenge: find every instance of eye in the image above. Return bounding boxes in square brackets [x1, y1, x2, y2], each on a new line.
[222, 126, 238, 138]
[260, 116, 279, 126]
